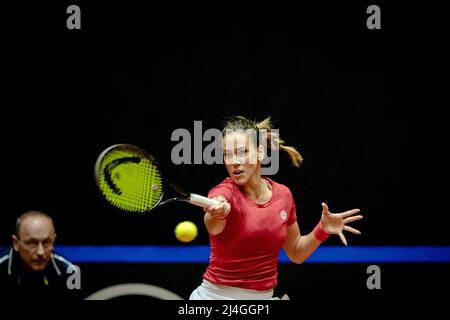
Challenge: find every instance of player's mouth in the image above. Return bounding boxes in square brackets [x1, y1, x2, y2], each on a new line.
[233, 170, 244, 177]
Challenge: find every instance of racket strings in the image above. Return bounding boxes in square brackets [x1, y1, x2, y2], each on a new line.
[98, 149, 163, 212]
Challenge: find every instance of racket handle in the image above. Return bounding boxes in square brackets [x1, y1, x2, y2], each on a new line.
[189, 193, 220, 208]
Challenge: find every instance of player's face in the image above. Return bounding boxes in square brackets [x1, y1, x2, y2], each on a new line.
[13, 216, 56, 272]
[223, 131, 261, 185]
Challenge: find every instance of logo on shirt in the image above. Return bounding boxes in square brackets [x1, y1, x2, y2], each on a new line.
[280, 210, 287, 221]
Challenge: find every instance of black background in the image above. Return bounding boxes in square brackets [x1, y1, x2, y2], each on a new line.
[2, 2, 447, 245]
[1, 1, 448, 304]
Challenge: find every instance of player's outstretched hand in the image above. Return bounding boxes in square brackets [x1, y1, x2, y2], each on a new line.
[320, 202, 363, 246]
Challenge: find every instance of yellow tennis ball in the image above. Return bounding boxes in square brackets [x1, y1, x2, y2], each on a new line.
[175, 221, 198, 243]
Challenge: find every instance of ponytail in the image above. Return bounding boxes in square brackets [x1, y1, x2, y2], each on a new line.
[256, 117, 303, 168]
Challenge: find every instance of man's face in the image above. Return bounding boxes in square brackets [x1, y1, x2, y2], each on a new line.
[12, 216, 56, 272]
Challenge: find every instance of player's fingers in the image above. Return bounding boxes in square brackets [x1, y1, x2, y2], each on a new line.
[321, 202, 330, 216]
[215, 202, 226, 210]
[204, 204, 216, 212]
[205, 204, 219, 214]
[214, 196, 227, 204]
[218, 203, 231, 216]
[208, 202, 227, 216]
[343, 215, 363, 224]
[343, 225, 361, 235]
[338, 232, 348, 246]
[338, 209, 360, 218]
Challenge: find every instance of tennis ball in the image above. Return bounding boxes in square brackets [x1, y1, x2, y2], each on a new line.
[175, 221, 198, 243]
[175, 221, 198, 242]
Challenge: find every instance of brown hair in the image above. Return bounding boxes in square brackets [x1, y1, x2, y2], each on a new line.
[222, 116, 303, 167]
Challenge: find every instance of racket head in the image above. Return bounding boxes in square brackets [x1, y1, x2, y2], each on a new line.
[94, 144, 164, 213]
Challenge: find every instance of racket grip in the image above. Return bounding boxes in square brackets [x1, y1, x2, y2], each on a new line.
[189, 193, 220, 208]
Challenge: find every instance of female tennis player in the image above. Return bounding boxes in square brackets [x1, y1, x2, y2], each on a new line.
[189, 116, 363, 300]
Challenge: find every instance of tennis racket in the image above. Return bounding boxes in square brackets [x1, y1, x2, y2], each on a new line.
[94, 144, 220, 213]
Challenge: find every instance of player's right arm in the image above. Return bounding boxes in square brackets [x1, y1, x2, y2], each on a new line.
[204, 196, 230, 236]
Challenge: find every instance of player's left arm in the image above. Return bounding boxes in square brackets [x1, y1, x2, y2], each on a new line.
[283, 203, 363, 263]
[283, 223, 321, 264]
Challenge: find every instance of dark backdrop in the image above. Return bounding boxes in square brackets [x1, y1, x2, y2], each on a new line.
[1, 3, 449, 302]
